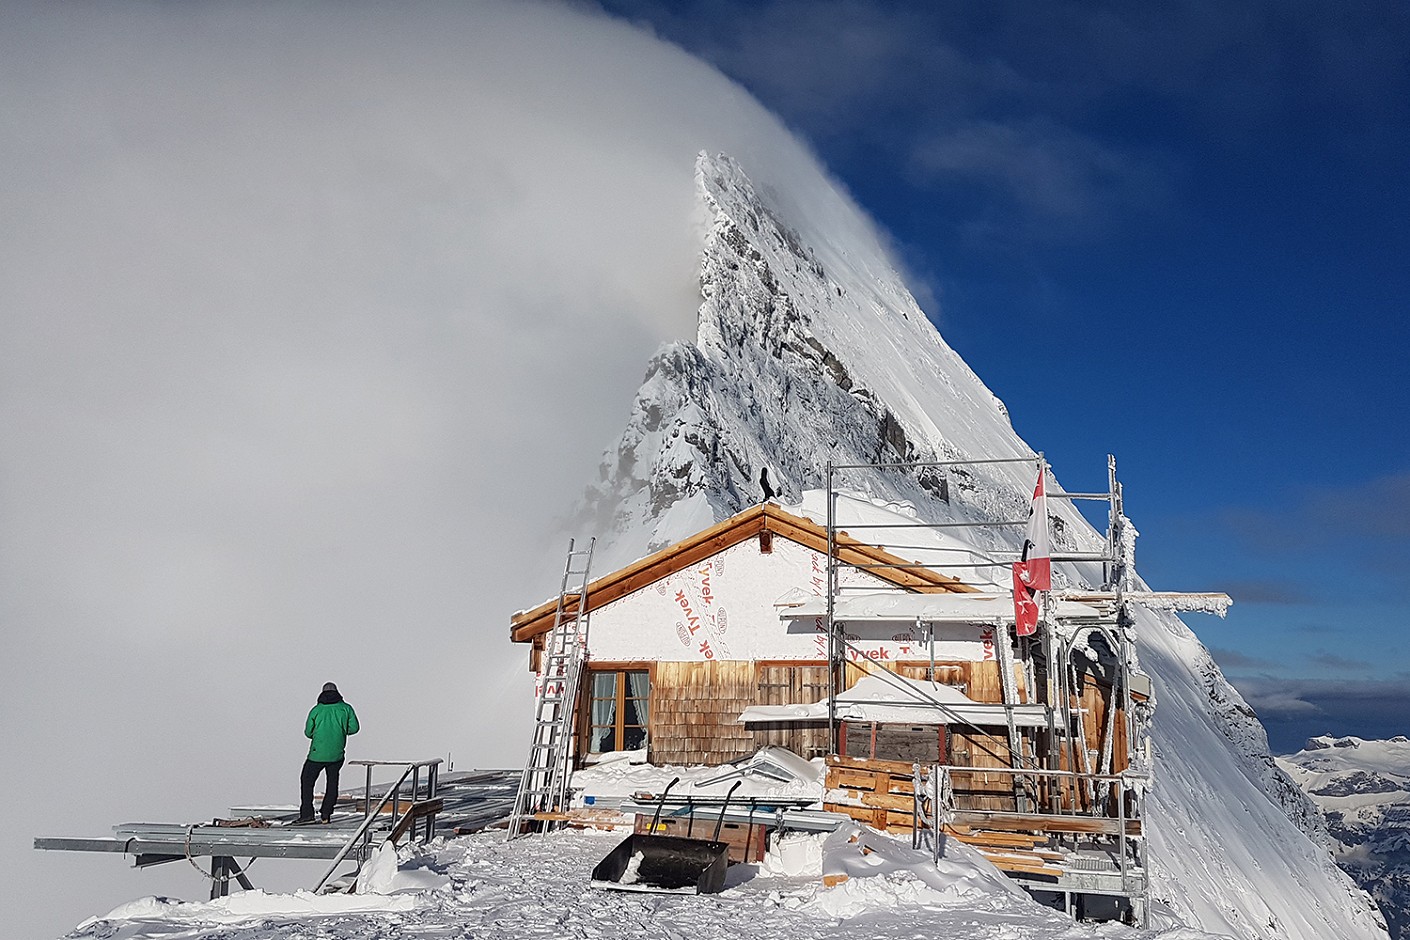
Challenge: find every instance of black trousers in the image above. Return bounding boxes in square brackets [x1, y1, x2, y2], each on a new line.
[300, 757, 344, 821]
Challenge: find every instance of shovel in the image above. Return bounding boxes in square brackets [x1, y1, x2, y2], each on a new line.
[590, 779, 742, 894]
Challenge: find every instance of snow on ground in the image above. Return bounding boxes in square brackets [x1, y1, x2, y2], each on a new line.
[64, 828, 1228, 940]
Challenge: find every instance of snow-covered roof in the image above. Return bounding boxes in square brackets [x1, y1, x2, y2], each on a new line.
[738, 674, 1049, 728]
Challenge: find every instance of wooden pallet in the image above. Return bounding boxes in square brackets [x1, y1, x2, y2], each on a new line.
[823, 755, 926, 832]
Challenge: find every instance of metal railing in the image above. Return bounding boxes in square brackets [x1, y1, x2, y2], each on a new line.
[912, 762, 1147, 906]
[312, 758, 442, 894]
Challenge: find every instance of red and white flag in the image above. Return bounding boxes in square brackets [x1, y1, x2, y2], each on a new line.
[1012, 565, 1041, 637]
[1012, 465, 1050, 636]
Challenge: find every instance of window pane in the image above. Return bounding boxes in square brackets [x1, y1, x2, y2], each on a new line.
[626, 670, 650, 727]
[590, 680, 616, 753]
[586, 669, 649, 754]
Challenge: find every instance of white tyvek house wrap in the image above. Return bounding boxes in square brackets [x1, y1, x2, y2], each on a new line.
[584, 535, 993, 665]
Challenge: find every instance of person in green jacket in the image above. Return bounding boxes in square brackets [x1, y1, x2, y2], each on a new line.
[299, 681, 359, 823]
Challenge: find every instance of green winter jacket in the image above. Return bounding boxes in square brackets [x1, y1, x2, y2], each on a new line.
[305, 691, 359, 762]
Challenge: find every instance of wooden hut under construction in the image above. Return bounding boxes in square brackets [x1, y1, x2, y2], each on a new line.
[506, 457, 1227, 924]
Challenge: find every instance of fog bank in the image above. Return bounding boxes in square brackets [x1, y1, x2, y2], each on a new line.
[0, 2, 898, 933]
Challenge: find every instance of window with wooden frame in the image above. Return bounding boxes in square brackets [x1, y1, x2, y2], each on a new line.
[586, 668, 650, 754]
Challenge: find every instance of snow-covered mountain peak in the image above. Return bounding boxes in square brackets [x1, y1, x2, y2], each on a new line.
[583, 152, 1074, 571]
[576, 153, 1387, 940]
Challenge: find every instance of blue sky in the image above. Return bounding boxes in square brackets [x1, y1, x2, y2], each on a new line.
[597, 0, 1410, 751]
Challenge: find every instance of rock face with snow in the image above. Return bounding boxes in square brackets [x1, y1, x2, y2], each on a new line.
[581, 153, 1054, 570]
[1280, 736, 1410, 939]
[578, 151, 1387, 940]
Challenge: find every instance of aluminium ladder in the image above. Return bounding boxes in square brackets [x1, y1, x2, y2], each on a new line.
[505, 538, 595, 838]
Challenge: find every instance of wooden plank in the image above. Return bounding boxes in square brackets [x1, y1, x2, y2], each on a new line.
[859, 791, 917, 813]
[822, 803, 887, 829]
[961, 841, 1065, 863]
[951, 811, 1142, 836]
[977, 851, 1064, 877]
[826, 754, 918, 776]
[388, 798, 444, 843]
[823, 803, 873, 823]
[947, 830, 1042, 848]
[829, 768, 883, 791]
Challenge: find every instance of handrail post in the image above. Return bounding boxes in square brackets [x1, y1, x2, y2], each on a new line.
[911, 763, 922, 850]
[1118, 777, 1129, 889]
[424, 762, 440, 842]
[314, 763, 416, 894]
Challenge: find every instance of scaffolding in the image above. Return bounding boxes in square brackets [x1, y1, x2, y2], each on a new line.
[821, 454, 1153, 925]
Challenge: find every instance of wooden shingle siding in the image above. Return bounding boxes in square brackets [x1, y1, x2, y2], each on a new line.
[949, 728, 1020, 812]
[896, 662, 967, 688]
[648, 661, 758, 766]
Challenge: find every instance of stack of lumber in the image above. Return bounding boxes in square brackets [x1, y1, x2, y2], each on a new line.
[944, 825, 1065, 877]
[824, 755, 1072, 878]
[823, 755, 926, 834]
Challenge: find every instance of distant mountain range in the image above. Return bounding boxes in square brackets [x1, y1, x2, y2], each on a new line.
[1281, 736, 1410, 939]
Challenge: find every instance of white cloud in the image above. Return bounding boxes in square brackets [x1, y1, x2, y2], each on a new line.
[0, 2, 894, 932]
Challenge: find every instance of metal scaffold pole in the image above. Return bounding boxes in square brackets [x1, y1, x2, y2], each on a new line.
[826, 462, 840, 755]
